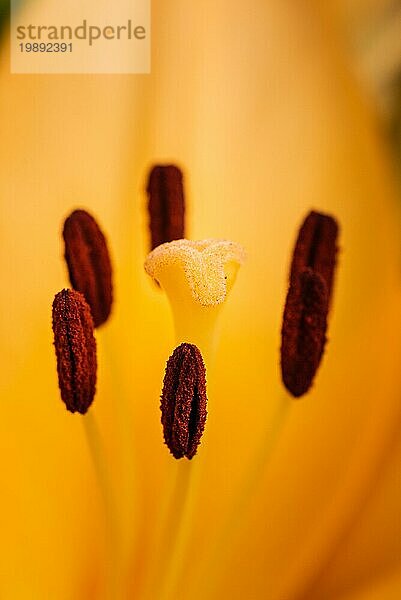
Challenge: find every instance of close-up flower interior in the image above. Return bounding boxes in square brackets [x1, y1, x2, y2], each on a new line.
[1, 2, 401, 599]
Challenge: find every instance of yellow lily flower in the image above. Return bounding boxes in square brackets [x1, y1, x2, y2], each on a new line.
[1, 2, 401, 599]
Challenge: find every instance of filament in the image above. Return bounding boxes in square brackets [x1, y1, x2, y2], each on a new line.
[158, 460, 198, 600]
[199, 392, 292, 597]
[83, 411, 122, 599]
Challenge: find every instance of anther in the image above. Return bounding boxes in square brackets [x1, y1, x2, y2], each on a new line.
[160, 343, 207, 459]
[289, 210, 338, 302]
[52, 289, 97, 414]
[147, 165, 185, 250]
[281, 210, 339, 397]
[63, 209, 113, 328]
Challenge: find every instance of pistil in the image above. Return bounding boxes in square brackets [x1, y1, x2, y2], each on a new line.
[144, 237, 245, 600]
[144, 238, 245, 367]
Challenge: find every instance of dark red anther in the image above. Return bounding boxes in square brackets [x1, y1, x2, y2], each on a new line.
[147, 165, 185, 250]
[63, 209, 113, 328]
[289, 210, 338, 303]
[160, 343, 207, 459]
[52, 289, 97, 414]
[281, 210, 339, 397]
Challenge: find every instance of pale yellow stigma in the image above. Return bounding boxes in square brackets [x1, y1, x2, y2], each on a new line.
[144, 239, 246, 306]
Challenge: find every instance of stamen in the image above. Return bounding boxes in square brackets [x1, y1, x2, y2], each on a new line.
[52, 289, 97, 414]
[161, 343, 207, 459]
[63, 209, 113, 328]
[147, 165, 186, 250]
[281, 269, 329, 397]
[289, 210, 338, 302]
[281, 210, 339, 397]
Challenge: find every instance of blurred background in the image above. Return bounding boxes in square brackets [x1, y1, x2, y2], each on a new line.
[1, 2, 401, 599]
